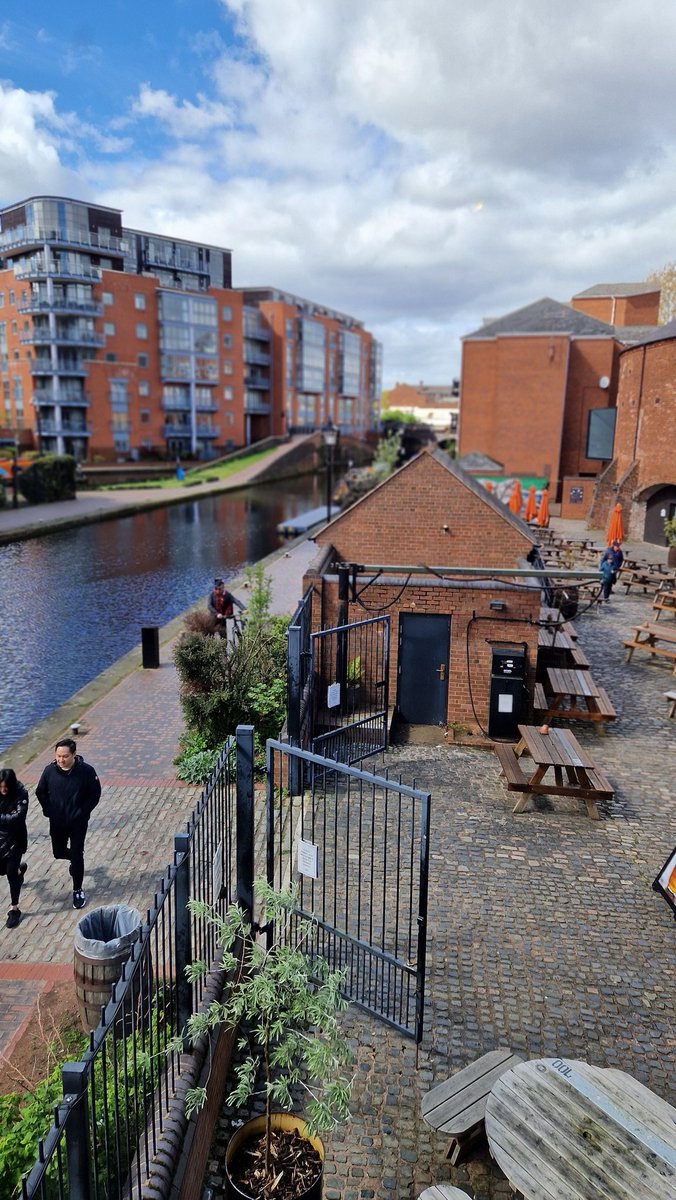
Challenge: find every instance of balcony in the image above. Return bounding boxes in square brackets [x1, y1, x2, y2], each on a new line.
[163, 422, 192, 437]
[244, 397, 271, 414]
[31, 360, 89, 377]
[17, 299, 103, 317]
[33, 390, 90, 406]
[20, 330, 105, 348]
[195, 399, 219, 412]
[244, 373, 270, 389]
[14, 262, 102, 283]
[244, 349, 271, 365]
[161, 399, 191, 413]
[38, 420, 91, 436]
[196, 426, 220, 439]
[0, 227, 124, 255]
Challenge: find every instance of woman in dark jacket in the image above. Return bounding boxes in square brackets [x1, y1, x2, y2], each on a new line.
[0, 767, 28, 928]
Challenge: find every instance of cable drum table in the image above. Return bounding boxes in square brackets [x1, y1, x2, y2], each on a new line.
[485, 1057, 676, 1200]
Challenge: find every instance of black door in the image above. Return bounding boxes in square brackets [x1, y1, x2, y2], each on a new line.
[397, 613, 450, 725]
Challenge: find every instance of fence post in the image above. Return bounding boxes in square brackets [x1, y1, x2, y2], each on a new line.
[236, 724, 255, 921]
[286, 624, 302, 795]
[174, 832, 193, 1039]
[62, 1061, 92, 1200]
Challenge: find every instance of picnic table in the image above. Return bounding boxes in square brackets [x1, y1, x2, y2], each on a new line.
[494, 724, 613, 819]
[485, 1056, 676, 1200]
[653, 587, 676, 620]
[623, 622, 676, 674]
[620, 563, 674, 594]
[537, 628, 589, 669]
[534, 667, 616, 727]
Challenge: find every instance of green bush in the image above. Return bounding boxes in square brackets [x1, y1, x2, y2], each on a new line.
[0, 482, 6, 508]
[174, 730, 225, 783]
[18, 455, 77, 504]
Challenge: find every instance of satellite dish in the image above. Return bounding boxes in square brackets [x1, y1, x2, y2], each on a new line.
[599, 376, 610, 389]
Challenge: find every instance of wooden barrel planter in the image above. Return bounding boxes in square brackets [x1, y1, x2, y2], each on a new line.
[225, 1113, 324, 1199]
[73, 905, 142, 1032]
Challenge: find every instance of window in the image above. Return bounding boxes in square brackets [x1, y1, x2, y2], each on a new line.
[223, 359, 233, 375]
[224, 386, 233, 401]
[9, 290, 15, 305]
[134, 294, 146, 310]
[223, 333, 232, 348]
[104, 322, 115, 336]
[224, 411, 235, 426]
[103, 292, 114, 306]
[136, 323, 147, 340]
[222, 305, 232, 321]
[138, 380, 150, 396]
[105, 352, 117, 362]
[137, 353, 148, 367]
[140, 410, 150, 423]
[0, 295, 4, 307]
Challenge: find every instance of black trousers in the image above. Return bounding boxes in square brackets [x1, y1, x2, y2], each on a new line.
[50, 819, 88, 890]
[0, 856, 25, 906]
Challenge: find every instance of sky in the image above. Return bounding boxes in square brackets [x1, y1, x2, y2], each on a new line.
[1, 0, 676, 387]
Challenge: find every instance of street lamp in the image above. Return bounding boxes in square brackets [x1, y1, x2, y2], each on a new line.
[322, 423, 339, 522]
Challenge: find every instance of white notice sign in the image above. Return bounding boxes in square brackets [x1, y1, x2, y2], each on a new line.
[327, 682, 341, 708]
[298, 839, 319, 879]
[498, 693, 513, 713]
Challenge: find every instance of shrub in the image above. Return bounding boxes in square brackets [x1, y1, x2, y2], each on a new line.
[18, 455, 77, 504]
[0, 482, 6, 509]
[174, 730, 225, 783]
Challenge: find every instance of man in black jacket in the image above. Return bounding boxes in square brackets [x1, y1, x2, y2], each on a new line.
[36, 738, 101, 910]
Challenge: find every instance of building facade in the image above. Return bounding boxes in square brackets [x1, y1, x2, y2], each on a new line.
[0, 196, 381, 460]
[382, 380, 460, 435]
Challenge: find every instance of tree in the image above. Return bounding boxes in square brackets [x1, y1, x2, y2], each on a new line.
[646, 263, 676, 324]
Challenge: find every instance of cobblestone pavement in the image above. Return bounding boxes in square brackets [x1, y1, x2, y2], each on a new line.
[205, 573, 676, 1200]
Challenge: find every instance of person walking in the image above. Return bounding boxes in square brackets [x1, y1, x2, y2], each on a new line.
[599, 540, 624, 601]
[0, 768, 29, 929]
[36, 738, 101, 910]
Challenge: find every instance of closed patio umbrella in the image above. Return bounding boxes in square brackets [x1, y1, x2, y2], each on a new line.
[524, 485, 537, 522]
[508, 479, 523, 515]
[536, 487, 549, 527]
[484, 480, 493, 492]
[606, 503, 625, 545]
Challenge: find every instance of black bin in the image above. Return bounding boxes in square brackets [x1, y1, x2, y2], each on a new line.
[141, 626, 160, 669]
[488, 647, 527, 740]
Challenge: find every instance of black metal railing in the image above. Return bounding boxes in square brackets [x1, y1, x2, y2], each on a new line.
[286, 585, 314, 763]
[20, 735, 241, 1200]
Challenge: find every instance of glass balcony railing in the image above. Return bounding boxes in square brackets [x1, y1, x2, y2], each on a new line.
[38, 420, 91, 436]
[31, 360, 89, 376]
[0, 226, 124, 254]
[33, 390, 90, 406]
[20, 330, 105, 347]
[17, 299, 103, 317]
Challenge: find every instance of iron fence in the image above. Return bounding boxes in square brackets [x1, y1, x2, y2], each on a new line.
[20, 736, 240, 1200]
[311, 614, 389, 763]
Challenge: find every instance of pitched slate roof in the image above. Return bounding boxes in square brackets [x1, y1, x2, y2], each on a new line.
[619, 318, 676, 349]
[431, 448, 537, 543]
[464, 298, 615, 340]
[457, 451, 504, 472]
[572, 282, 659, 298]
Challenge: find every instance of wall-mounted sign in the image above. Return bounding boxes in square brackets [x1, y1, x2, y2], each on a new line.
[569, 487, 584, 504]
[327, 682, 341, 709]
[298, 839, 319, 880]
[653, 846, 676, 916]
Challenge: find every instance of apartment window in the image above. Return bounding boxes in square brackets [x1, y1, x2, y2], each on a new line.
[137, 353, 148, 367]
[104, 322, 115, 336]
[222, 305, 232, 321]
[0, 295, 4, 308]
[103, 292, 114, 306]
[11, 321, 17, 335]
[134, 294, 146, 310]
[9, 290, 15, 305]
[223, 333, 232, 348]
[136, 323, 147, 340]
[138, 380, 149, 396]
[140, 410, 150, 422]
[224, 411, 235, 426]
[223, 359, 233, 375]
[105, 353, 117, 362]
[224, 386, 233, 401]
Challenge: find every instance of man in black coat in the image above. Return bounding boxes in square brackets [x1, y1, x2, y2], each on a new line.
[36, 738, 101, 910]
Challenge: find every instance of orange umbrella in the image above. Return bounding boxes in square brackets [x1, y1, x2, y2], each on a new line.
[508, 479, 523, 515]
[536, 487, 549, 528]
[524, 485, 537, 522]
[606, 503, 624, 545]
[484, 480, 493, 492]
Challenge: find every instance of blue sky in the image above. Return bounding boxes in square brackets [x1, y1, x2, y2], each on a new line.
[2, 0, 676, 385]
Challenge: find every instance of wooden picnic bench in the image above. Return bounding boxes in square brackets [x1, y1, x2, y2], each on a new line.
[623, 622, 676, 674]
[421, 1049, 524, 1165]
[494, 725, 613, 819]
[620, 565, 674, 594]
[417, 1187, 473, 1200]
[665, 690, 676, 718]
[652, 587, 676, 620]
[535, 667, 616, 728]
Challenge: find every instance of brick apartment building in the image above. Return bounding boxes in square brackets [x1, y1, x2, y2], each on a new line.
[382, 380, 460, 435]
[306, 448, 540, 735]
[458, 283, 661, 511]
[589, 320, 676, 544]
[0, 196, 381, 461]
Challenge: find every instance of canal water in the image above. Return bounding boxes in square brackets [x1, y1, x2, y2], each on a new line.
[0, 476, 321, 754]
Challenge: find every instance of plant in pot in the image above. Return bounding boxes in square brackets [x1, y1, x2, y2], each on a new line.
[180, 880, 353, 1199]
[345, 655, 363, 710]
[664, 515, 676, 568]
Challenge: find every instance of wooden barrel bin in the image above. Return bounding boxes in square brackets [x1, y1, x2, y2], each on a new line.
[73, 905, 142, 1032]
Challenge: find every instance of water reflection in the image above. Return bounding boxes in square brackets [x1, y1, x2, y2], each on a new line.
[0, 476, 321, 752]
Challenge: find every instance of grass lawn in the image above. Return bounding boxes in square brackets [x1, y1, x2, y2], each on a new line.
[97, 446, 277, 491]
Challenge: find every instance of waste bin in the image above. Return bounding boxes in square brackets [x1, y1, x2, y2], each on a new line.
[73, 904, 142, 1031]
[141, 625, 160, 669]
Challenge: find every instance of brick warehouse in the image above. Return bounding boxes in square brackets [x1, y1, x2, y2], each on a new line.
[457, 283, 662, 509]
[589, 319, 676, 544]
[0, 195, 381, 461]
[305, 449, 542, 735]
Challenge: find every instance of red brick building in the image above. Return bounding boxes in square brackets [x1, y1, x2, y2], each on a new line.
[305, 449, 541, 736]
[589, 321, 676, 544]
[458, 285, 662, 510]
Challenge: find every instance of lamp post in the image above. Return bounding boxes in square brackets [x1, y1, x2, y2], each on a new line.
[322, 423, 339, 522]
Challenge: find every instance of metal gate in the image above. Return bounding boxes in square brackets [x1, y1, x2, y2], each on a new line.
[266, 739, 430, 1042]
[310, 614, 390, 763]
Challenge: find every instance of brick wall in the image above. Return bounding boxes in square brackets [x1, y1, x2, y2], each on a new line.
[315, 451, 535, 568]
[560, 476, 597, 520]
[305, 573, 540, 734]
[571, 292, 660, 326]
[558, 340, 617, 482]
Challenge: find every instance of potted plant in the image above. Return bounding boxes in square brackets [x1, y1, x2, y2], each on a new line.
[664, 515, 676, 568]
[180, 881, 354, 1199]
[345, 655, 363, 710]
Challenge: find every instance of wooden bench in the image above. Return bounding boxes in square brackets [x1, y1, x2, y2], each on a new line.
[653, 589, 676, 620]
[622, 567, 672, 595]
[421, 1049, 524, 1166]
[417, 1187, 473, 1200]
[666, 690, 676, 718]
[624, 622, 676, 674]
[594, 687, 617, 719]
[569, 644, 589, 669]
[494, 742, 529, 790]
[533, 682, 548, 713]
